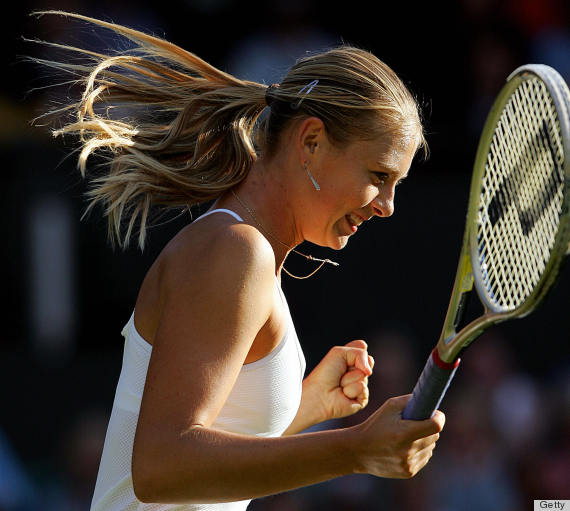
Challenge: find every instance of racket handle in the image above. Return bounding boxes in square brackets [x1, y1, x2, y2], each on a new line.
[402, 348, 460, 420]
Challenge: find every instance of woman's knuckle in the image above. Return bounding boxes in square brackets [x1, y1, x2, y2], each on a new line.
[400, 460, 414, 479]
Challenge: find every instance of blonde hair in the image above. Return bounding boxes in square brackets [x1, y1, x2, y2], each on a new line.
[30, 11, 427, 250]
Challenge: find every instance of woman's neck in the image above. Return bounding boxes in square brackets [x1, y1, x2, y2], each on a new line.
[218, 159, 303, 273]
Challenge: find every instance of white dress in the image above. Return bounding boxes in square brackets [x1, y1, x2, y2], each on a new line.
[90, 209, 306, 511]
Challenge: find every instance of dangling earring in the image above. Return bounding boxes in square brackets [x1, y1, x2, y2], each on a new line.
[303, 161, 321, 191]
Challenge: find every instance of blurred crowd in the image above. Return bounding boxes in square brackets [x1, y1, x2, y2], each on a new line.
[2, 0, 569, 509]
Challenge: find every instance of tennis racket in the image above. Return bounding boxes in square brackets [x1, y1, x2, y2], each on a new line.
[402, 64, 570, 421]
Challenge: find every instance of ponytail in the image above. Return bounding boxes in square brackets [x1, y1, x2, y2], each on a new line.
[31, 11, 267, 249]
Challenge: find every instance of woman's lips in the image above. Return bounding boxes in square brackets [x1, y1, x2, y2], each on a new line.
[345, 213, 364, 233]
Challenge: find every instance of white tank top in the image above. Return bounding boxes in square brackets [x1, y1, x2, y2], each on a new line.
[90, 209, 306, 511]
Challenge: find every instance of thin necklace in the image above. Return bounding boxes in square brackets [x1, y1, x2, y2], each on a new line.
[230, 189, 339, 279]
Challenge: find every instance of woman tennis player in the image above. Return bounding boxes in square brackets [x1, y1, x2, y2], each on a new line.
[32, 11, 445, 510]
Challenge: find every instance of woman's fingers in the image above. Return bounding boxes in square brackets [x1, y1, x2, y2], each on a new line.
[340, 369, 368, 402]
[356, 396, 446, 479]
[341, 341, 373, 376]
[340, 368, 366, 387]
[344, 339, 367, 350]
[342, 380, 369, 403]
[411, 432, 440, 452]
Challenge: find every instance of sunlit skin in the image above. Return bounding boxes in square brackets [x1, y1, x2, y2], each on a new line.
[219, 117, 417, 271]
[295, 125, 416, 251]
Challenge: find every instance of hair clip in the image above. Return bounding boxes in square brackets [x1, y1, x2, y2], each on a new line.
[291, 79, 319, 110]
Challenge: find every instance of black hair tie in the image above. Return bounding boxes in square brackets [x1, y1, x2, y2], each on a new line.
[265, 83, 280, 108]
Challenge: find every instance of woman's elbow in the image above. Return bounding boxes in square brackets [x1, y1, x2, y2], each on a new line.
[132, 460, 204, 504]
[132, 454, 159, 503]
[131, 438, 174, 503]
[131, 437, 202, 504]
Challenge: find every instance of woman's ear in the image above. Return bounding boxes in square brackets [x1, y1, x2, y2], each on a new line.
[297, 117, 326, 163]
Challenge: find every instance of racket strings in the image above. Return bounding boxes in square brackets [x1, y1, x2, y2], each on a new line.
[490, 92, 560, 302]
[488, 83, 562, 302]
[476, 76, 565, 310]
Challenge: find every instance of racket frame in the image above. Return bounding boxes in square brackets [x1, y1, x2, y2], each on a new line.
[436, 64, 570, 365]
[403, 64, 570, 420]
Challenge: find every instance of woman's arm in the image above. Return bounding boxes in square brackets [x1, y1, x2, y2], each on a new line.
[136, 398, 443, 504]
[131, 223, 444, 504]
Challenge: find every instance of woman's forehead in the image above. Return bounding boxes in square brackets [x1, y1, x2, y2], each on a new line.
[350, 134, 417, 164]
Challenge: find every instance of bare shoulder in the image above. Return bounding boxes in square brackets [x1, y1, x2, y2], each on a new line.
[133, 216, 279, 440]
[161, 214, 276, 292]
[156, 214, 277, 336]
[134, 213, 276, 345]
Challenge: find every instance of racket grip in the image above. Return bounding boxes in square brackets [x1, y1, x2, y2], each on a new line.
[402, 348, 460, 420]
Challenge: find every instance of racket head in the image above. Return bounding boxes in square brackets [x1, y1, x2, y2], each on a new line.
[467, 64, 570, 316]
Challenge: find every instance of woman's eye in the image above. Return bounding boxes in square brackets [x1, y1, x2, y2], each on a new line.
[371, 172, 388, 185]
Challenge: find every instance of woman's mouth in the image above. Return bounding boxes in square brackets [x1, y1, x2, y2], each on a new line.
[345, 213, 363, 233]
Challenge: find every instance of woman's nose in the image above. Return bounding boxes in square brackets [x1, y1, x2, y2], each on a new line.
[372, 193, 394, 217]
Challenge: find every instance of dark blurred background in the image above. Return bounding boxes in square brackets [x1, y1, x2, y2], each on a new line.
[2, 1, 569, 510]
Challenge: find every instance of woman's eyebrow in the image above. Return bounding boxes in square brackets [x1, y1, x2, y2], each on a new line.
[375, 162, 409, 180]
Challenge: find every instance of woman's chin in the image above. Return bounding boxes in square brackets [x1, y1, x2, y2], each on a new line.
[329, 234, 350, 250]
[308, 227, 353, 251]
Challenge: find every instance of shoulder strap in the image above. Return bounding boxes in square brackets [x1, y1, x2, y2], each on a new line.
[196, 208, 243, 223]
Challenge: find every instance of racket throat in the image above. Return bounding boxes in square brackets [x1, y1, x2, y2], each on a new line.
[438, 312, 510, 363]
